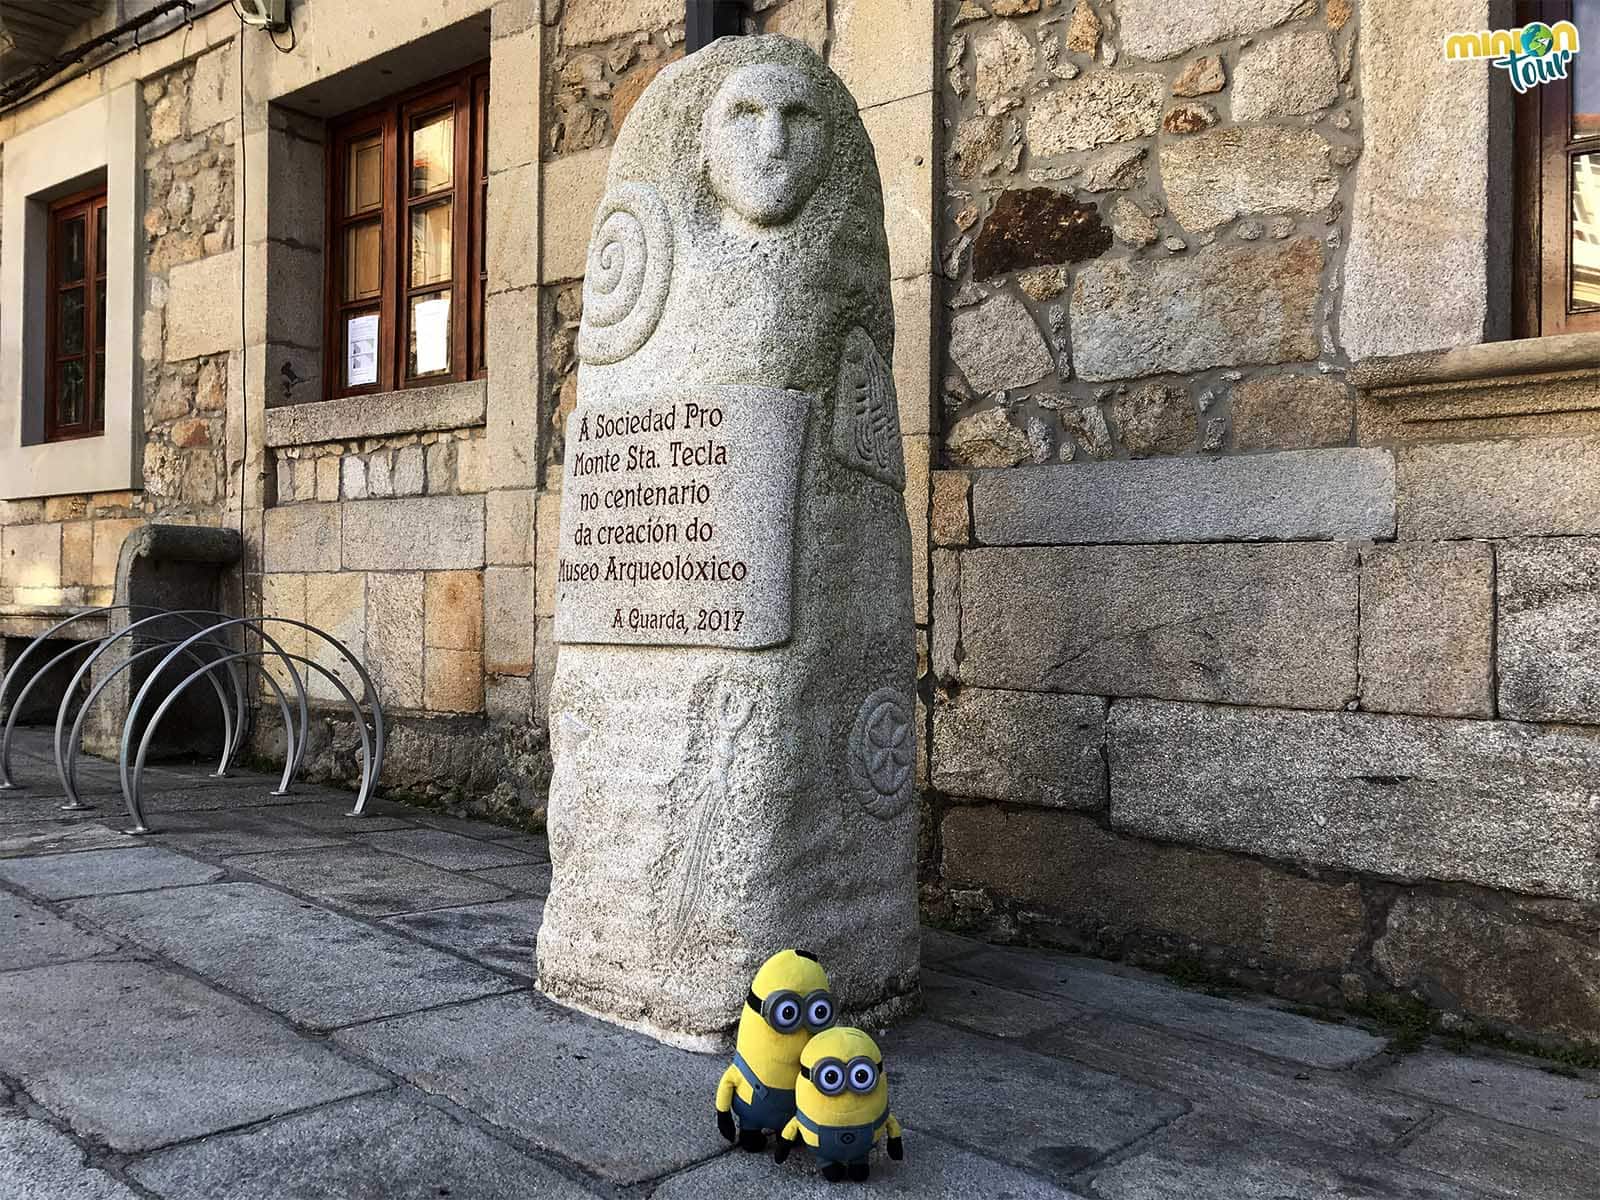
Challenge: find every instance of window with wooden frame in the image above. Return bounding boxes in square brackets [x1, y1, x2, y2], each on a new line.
[45, 186, 108, 441]
[1514, 2, 1600, 337]
[325, 63, 489, 400]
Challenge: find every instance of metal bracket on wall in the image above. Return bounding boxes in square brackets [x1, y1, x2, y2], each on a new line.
[0, 607, 386, 835]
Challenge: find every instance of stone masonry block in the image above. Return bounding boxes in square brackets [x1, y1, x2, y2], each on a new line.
[425, 647, 484, 714]
[891, 274, 934, 437]
[165, 252, 240, 362]
[342, 496, 484, 572]
[91, 519, 145, 588]
[957, 543, 1358, 709]
[533, 488, 563, 617]
[942, 806, 1366, 973]
[489, 26, 540, 173]
[60, 522, 94, 588]
[487, 161, 539, 293]
[425, 571, 484, 652]
[972, 450, 1395, 546]
[1359, 542, 1493, 719]
[1110, 699, 1600, 902]
[1398, 436, 1600, 539]
[484, 288, 540, 488]
[904, 435, 930, 625]
[366, 572, 425, 710]
[303, 572, 366, 703]
[861, 95, 935, 281]
[932, 688, 1106, 809]
[1498, 538, 1600, 723]
[541, 146, 610, 283]
[1, 523, 61, 590]
[831, 0, 934, 109]
[931, 471, 970, 547]
[486, 489, 535, 565]
[1374, 893, 1600, 1043]
[262, 504, 341, 574]
[483, 567, 534, 677]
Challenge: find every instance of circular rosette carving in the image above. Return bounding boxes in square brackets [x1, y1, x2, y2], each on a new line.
[847, 686, 916, 820]
[577, 182, 674, 366]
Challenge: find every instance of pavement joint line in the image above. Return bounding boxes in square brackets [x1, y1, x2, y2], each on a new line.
[0, 1072, 170, 1200]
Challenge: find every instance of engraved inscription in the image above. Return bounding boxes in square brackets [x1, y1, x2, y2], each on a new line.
[554, 387, 809, 648]
[847, 686, 916, 819]
[831, 326, 905, 490]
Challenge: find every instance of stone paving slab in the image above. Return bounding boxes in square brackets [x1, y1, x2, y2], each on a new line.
[275, 801, 415, 834]
[334, 991, 727, 1185]
[1395, 1114, 1600, 1200]
[923, 969, 1426, 1149]
[1379, 1050, 1600, 1148]
[139, 809, 346, 857]
[383, 897, 543, 978]
[69, 882, 522, 1030]
[485, 831, 550, 859]
[354, 828, 537, 871]
[919, 927, 984, 967]
[1, 890, 120, 972]
[0, 846, 222, 900]
[1089, 1113, 1481, 1200]
[0, 960, 384, 1151]
[0, 1107, 142, 1200]
[471, 860, 552, 895]
[0, 820, 129, 858]
[224, 844, 509, 917]
[878, 1019, 1188, 1182]
[409, 813, 533, 842]
[950, 944, 1385, 1068]
[130, 1090, 594, 1199]
[0, 794, 110, 825]
[651, 1127, 1090, 1198]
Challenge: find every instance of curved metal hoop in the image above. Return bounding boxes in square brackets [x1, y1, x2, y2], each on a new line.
[125, 648, 374, 835]
[121, 615, 385, 834]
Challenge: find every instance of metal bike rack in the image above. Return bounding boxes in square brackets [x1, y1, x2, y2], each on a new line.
[0, 606, 386, 834]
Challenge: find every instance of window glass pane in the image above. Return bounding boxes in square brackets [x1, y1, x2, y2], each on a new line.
[94, 283, 106, 352]
[1574, 9, 1600, 137]
[409, 200, 452, 287]
[1573, 153, 1600, 309]
[57, 361, 85, 426]
[347, 134, 384, 215]
[59, 215, 86, 283]
[96, 205, 107, 274]
[94, 352, 105, 419]
[410, 110, 453, 196]
[408, 293, 451, 377]
[343, 220, 383, 302]
[345, 311, 380, 387]
[59, 288, 86, 356]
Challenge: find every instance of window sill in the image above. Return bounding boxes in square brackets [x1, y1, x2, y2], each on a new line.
[1352, 334, 1600, 445]
[263, 377, 487, 448]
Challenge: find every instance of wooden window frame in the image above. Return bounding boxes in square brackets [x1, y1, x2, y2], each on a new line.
[1513, 1, 1600, 337]
[323, 62, 489, 401]
[44, 185, 108, 442]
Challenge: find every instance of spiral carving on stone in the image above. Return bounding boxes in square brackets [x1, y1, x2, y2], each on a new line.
[577, 183, 674, 365]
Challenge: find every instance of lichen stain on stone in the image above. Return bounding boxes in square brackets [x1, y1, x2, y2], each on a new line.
[971, 187, 1112, 279]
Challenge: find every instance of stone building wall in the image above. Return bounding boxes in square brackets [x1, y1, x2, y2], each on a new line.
[922, 0, 1600, 1052]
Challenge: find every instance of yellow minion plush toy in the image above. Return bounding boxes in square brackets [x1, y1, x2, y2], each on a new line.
[774, 1026, 904, 1182]
[715, 949, 837, 1151]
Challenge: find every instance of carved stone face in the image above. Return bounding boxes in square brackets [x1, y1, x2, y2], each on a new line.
[703, 64, 831, 227]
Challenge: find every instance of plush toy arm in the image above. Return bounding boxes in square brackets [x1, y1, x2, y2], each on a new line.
[773, 1117, 801, 1164]
[715, 1065, 739, 1142]
[885, 1113, 904, 1160]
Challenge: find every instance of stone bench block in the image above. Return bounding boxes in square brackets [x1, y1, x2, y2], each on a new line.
[954, 543, 1358, 709]
[971, 449, 1395, 546]
[1108, 699, 1600, 901]
[932, 687, 1106, 808]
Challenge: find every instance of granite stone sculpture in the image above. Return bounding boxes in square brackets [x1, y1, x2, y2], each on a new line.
[536, 35, 919, 1049]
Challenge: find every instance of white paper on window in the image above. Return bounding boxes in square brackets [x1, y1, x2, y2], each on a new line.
[346, 313, 379, 386]
[414, 296, 450, 374]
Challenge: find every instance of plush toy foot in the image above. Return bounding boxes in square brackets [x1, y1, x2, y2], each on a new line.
[848, 1161, 870, 1182]
[820, 1162, 847, 1183]
[738, 1129, 768, 1152]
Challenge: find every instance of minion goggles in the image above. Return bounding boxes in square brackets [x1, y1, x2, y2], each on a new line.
[799, 1055, 881, 1096]
[746, 987, 837, 1034]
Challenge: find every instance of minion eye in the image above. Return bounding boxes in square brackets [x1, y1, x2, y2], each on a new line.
[770, 998, 802, 1032]
[805, 995, 835, 1030]
[848, 1060, 878, 1093]
[815, 1061, 846, 1095]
